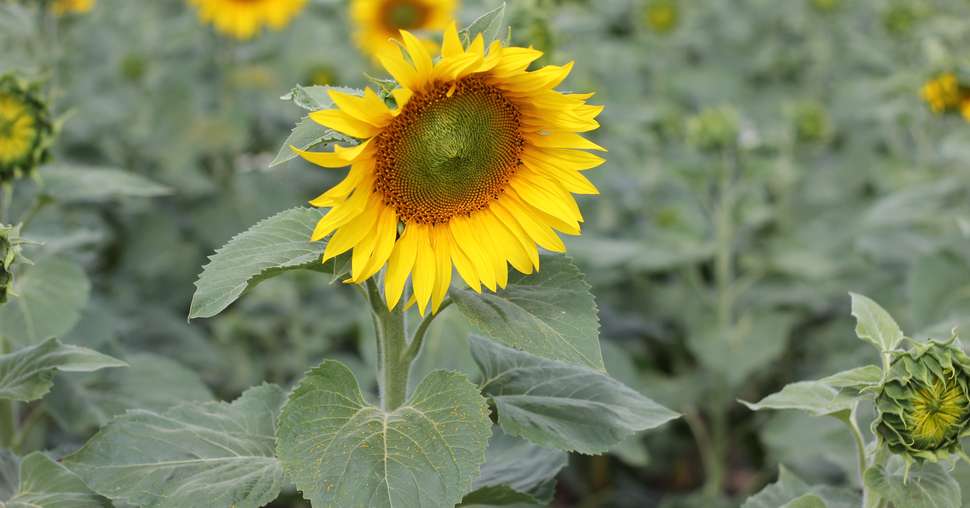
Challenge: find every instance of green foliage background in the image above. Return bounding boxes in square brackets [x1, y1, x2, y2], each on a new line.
[2, 0, 970, 506]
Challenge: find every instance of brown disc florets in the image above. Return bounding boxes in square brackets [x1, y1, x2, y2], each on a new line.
[374, 76, 524, 225]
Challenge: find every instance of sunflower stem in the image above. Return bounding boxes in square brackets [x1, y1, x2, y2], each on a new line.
[844, 403, 869, 485]
[0, 336, 15, 449]
[366, 279, 410, 411]
[402, 299, 452, 364]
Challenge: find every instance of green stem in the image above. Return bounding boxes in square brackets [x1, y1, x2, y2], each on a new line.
[19, 196, 52, 230]
[684, 408, 723, 498]
[715, 148, 736, 332]
[0, 337, 14, 448]
[366, 279, 409, 411]
[844, 404, 868, 484]
[402, 299, 452, 364]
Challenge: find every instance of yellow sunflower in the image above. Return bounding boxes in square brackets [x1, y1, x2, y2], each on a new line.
[351, 0, 455, 60]
[295, 24, 604, 316]
[0, 76, 53, 182]
[187, 0, 307, 40]
[962, 98, 970, 122]
[52, 0, 95, 15]
[921, 73, 963, 113]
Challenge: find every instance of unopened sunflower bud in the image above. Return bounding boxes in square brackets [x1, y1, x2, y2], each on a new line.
[792, 101, 831, 144]
[0, 75, 54, 183]
[874, 339, 970, 463]
[686, 106, 739, 152]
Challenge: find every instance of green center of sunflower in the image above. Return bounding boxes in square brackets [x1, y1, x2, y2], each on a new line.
[382, 0, 429, 30]
[0, 94, 38, 166]
[905, 370, 969, 448]
[374, 77, 523, 225]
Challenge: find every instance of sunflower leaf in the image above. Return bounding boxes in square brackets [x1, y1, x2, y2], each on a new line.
[1, 452, 110, 508]
[0, 255, 90, 347]
[850, 292, 904, 352]
[188, 207, 328, 319]
[39, 165, 171, 203]
[460, 3, 507, 47]
[65, 384, 287, 508]
[741, 365, 881, 417]
[0, 337, 125, 402]
[276, 361, 492, 508]
[281, 84, 362, 111]
[863, 459, 960, 508]
[460, 428, 567, 506]
[470, 335, 679, 454]
[742, 466, 860, 508]
[270, 117, 357, 168]
[452, 254, 604, 370]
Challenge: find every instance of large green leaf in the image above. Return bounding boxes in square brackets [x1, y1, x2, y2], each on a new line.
[864, 459, 960, 508]
[0, 255, 90, 346]
[687, 310, 795, 388]
[46, 353, 214, 434]
[40, 165, 172, 203]
[276, 360, 492, 508]
[470, 335, 678, 454]
[741, 365, 882, 417]
[453, 255, 604, 370]
[189, 207, 327, 319]
[2, 452, 110, 508]
[460, 428, 567, 506]
[66, 384, 286, 508]
[0, 337, 125, 402]
[742, 466, 860, 508]
[280, 84, 361, 111]
[850, 292, 904, 352]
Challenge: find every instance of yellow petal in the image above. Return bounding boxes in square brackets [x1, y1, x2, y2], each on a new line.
[481, 210, 533, 274]
[448, 228, 481, 292]
[294, 139, 370, 169]
[431, 227, 453, 312]
[495, 196, 566, 253]
[524, 131, 606, 152]
[441, 22, 463, 58]
[378, 47, 419, 91]
[309, 109, 379, 138]
[385, 225, 419, 310]
[411, 225, 435, 316]
[450, 216, 497, 291]
[328, 88, 391, 127]
[353, 206, 398, 282]
[489, 202, 540, 270]
[400, 30, 433, 87]
[509, 177, 581, 227]
[308, 158, 373, 207]
[322, 194, 382, 262]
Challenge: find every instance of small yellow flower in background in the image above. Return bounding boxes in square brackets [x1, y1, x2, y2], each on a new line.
[962, 99, 970, 122]
[52, 0, 95, 15]
[644, 0, 679, 34]
[351, 0, 455, 60]
[297, 24, 604, 316]
[187, 0, 307, 40]
[307, 64, 338, 86]
[921, 73, 963, 113]
[0, 75, 53, 183]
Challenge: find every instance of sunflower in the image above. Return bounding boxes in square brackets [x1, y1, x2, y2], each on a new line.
[52, 0, 95, 15]
[0, 76, 53, 183]
[351, 0, 455, 60]
[187, 0, 307, 40]
[296, 24, 604, 315]
[921, 73, 963, 113]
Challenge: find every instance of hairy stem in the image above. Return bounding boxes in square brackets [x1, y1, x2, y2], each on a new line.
[366, 279, 409, 411]
[0, 336, 14, 448]
[403, 299, 452, 364]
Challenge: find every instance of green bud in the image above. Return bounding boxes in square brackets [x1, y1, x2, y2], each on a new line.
[0, 75, 54, 183]
[686, 106, 739, 152]
[874, 338, 970, 463]
[306, 64, 338, 87]
[792, 101, 831, 144]
[809, 0, 842, 13]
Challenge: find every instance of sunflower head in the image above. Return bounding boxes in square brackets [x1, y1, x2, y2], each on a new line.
[296, 23, 603, 316]
[0, 75, 54, 183]
[0, 224, 23, 305]
[351, 0, 455, 60]
[187, 0, 307, 40]
[920, 73, 965, 114]
[644, 0, 679, 34]
[874, 339, 970, 463]
[52, 0, 95, 15]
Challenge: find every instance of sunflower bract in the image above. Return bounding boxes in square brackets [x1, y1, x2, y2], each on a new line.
[874, 339, 970, 463]
[296, 23, 605, 316]
[186, 0, 307, 40]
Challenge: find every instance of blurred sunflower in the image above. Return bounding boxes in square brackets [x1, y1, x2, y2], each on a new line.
[921, 73, 966, 115]
[0, 76, 53, 182]
[296, 24, 604, 315]
[187, 0, 306, 40]
[351, 0, 455, 60]
[52, 0, 95, 15]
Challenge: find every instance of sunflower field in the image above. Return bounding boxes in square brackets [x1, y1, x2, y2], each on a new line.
[0, 0, 969, 507]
